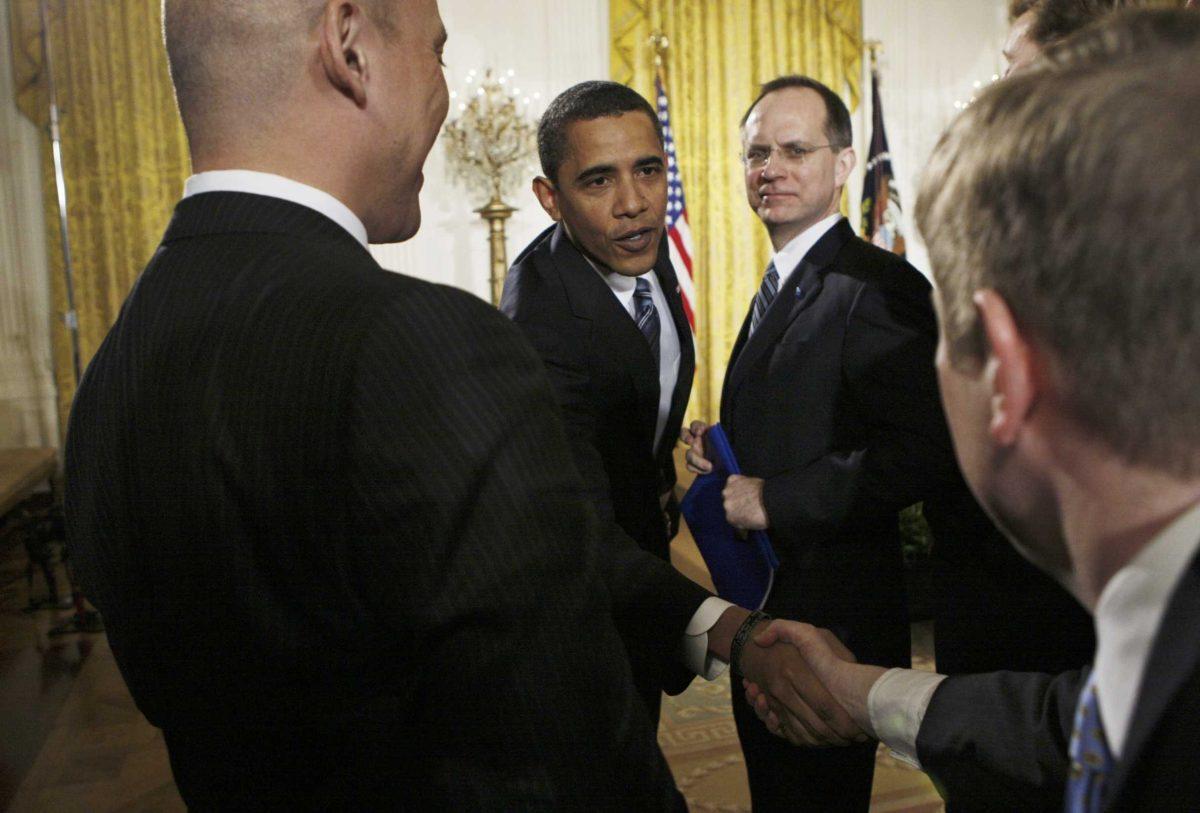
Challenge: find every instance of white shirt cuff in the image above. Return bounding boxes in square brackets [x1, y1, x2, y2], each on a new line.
[680, 596, 735, 679]
[867, 667, 947, 768]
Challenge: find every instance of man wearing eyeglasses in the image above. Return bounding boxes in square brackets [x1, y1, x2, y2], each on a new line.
[681, 75, 963, 811]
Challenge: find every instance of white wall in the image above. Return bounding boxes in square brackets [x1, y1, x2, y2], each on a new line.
[369, 0, 610, 300]
[0, 6, 58, 449]
[856, 0, 1011, 276]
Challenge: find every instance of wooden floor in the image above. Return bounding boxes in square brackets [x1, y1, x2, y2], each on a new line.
[0, 531, 942, 813]
[0, 543, 183, 812]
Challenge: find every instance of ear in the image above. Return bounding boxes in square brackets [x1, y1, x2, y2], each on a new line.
[318, 1, 368, 108]
[834, 147, 857, 188]
[975, 289, 1036, 446]
[531, 176, 562, 222]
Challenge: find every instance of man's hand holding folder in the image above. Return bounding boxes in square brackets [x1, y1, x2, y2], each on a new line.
[679, 422, 779, 610]
[680, 421, 865, 748]
[683, 421, 768, 530]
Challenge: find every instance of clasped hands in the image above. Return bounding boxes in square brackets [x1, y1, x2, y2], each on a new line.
[740, 619, 886, 748]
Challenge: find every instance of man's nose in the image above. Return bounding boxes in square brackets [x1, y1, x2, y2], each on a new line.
[759, 158, 785, 182]
[614, 179, 649, 217]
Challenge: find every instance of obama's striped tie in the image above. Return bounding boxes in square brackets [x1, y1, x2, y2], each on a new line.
[634, 277, 660, 366]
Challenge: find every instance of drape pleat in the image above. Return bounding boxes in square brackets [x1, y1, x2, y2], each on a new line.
[8, 0, 191, 432]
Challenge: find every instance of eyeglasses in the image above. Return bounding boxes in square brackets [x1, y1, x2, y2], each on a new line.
[741, 143, 833, 169]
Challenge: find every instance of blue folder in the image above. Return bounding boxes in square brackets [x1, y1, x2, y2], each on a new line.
[679, 424, 779, 610]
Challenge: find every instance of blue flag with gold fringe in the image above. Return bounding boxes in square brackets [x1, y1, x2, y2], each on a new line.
[861, 67, 906, 257]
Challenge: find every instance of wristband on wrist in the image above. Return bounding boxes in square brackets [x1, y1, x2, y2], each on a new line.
[730, 610, 773, 677]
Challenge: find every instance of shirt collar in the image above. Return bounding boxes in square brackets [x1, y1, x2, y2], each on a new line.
[183, 170, 369, 249]
[771, 213, 844, 280]
[1092, 499, 1200, 757]
[581, 251, 657, 301]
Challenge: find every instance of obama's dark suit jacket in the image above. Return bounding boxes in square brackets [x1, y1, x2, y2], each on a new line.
[502, 224, 710, 716]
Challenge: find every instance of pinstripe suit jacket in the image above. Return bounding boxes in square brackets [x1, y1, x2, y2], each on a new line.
[64, 192, 676, 810]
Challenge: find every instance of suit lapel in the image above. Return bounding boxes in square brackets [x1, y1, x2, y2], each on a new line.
[654, 255, 694, 460]
[549, 225, 660, 444]
[1106, 545, 1200, 807]
[722, 219, 853, 409]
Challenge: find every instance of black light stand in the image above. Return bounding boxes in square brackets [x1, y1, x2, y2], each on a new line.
[37, 0, 102, 636]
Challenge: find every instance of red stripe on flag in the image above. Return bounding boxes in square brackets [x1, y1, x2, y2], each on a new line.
[668, 227, 693, 278]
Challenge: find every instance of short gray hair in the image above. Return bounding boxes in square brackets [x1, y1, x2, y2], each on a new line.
[162, 0, 395, 142]
[917, 9, 1200, 475]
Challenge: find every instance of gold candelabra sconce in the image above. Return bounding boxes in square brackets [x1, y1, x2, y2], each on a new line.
[442, 69, 541, 305]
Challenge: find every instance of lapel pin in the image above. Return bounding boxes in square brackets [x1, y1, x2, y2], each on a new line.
[795, 286, 804, 299]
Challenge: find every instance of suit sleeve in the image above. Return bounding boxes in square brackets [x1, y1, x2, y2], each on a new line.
[916, 670, 1082, 812]
[761, 264, 959, 536]
[505, 266, 712, 690]
[505, 289, 620, 522]
[342, 284, 675, 806]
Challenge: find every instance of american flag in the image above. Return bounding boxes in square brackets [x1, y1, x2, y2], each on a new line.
[654, 75, 697, 333]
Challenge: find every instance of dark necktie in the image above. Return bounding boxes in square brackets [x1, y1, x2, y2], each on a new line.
[750, 260, 780, 335]
[634, 277, 660, 367]
[1065, 674, 1114, 813]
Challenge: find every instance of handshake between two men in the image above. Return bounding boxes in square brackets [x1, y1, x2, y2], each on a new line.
[744, 621, 883, 748]
[723, 610, 869, 748]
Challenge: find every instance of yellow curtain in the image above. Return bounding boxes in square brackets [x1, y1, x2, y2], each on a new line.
[612, 0, 862, 422]
[8, 0, 190, 433]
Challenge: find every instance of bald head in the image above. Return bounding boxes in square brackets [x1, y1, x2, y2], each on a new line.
[162, 0, 448, 243]
[166, 1, 309, 142]
[162, 0, 395, 146]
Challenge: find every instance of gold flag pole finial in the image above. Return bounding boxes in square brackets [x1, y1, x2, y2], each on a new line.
[648, 31, 669, 72]
[865, 39, 883, 71]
